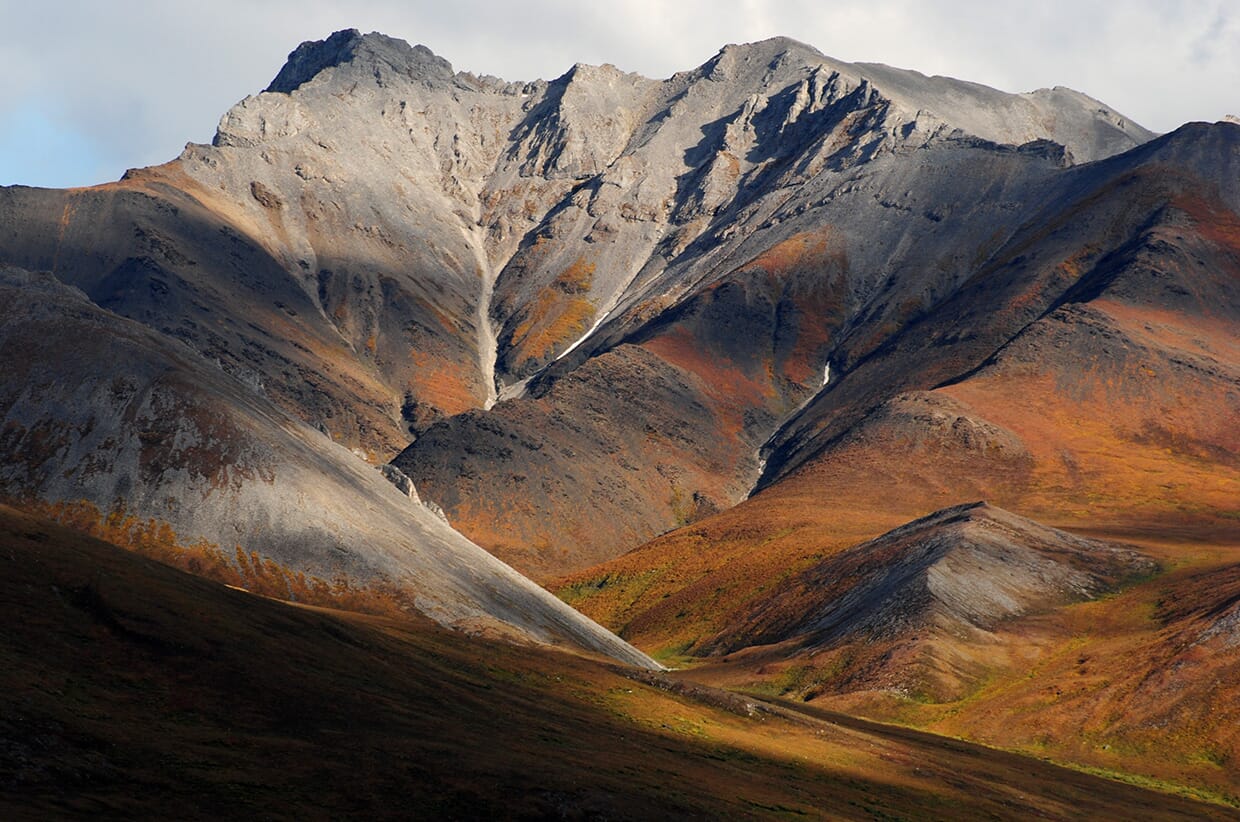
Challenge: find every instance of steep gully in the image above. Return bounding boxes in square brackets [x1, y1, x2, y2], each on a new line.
[462, 224, 830, 496]
[463, 223, 500, 410]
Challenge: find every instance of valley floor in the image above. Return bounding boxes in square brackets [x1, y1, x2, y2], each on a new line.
[2, 505, 1235, 820]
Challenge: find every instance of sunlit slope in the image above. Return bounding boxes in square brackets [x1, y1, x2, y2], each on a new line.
[559, 123, 1239, 653]
[0, 269, 656, 665]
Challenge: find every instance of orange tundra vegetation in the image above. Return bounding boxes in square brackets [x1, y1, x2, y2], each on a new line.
[739, 230, 846, 282]
[734, 230, 852, 388]
[0, 502, 1229, 819]
[10, 498, 413, 618]
[406, 348, 480, 417]
[510, 256, 597, 365]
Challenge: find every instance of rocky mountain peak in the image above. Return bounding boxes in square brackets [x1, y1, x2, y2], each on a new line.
[265, 28, 455, 94]
[717, 36, 826, 66]
[697, 36, 829, 86]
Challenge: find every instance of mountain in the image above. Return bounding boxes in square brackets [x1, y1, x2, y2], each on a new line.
[1, 28, 1237, 808]
[0, 30, 1165, 579]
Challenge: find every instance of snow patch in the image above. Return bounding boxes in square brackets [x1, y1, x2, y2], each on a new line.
[496, 374, 534, 403]
[555, 308, 612, 362]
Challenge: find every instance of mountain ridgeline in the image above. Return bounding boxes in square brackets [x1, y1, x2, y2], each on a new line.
[0, 29, 1236, 667]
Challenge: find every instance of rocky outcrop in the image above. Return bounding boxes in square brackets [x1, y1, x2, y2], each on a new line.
[378, 463, 420, 501]
[264, 29, 456, 94]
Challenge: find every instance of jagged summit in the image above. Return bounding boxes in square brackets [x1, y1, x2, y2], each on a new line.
[265, 28, 455, 93]
[715, 35, 826, 63]
[266, 28, 363, 92]
[253, 29, 1152, 165]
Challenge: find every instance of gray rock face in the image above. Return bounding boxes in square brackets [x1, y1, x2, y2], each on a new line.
[195, 31, 1153, 402]
[265, 29, 456, 94]
[378, 463, 420, 502]
[1200, 601, 1240, 649]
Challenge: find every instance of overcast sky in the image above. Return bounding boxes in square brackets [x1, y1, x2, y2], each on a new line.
[2, 0, 1237, 188]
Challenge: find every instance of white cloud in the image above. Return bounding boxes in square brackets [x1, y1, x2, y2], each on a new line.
[1, 0, 1236, 187]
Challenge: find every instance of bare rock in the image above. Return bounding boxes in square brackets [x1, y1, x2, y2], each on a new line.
[378, 463, 420, 502]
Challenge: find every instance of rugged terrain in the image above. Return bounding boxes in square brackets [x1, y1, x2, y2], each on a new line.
[1, 27, 1238, 814]
[1, 29, 1175, 578]
[0, 267, 656, 666]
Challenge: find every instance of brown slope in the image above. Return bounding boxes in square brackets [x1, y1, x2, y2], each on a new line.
[558, 509, 1239, 802]
[554, 282, 1237, 657]
[1, 504, 1229, 820]
[689, 552, 1240, 807]
[760, 121, 1240, 488]
[914, 557, 1240, 805]
[394, 247, 854, 579]
[555, 295, 1238, 657]
[394, 343, 758, 579]
[558, 122, 1238, 647]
